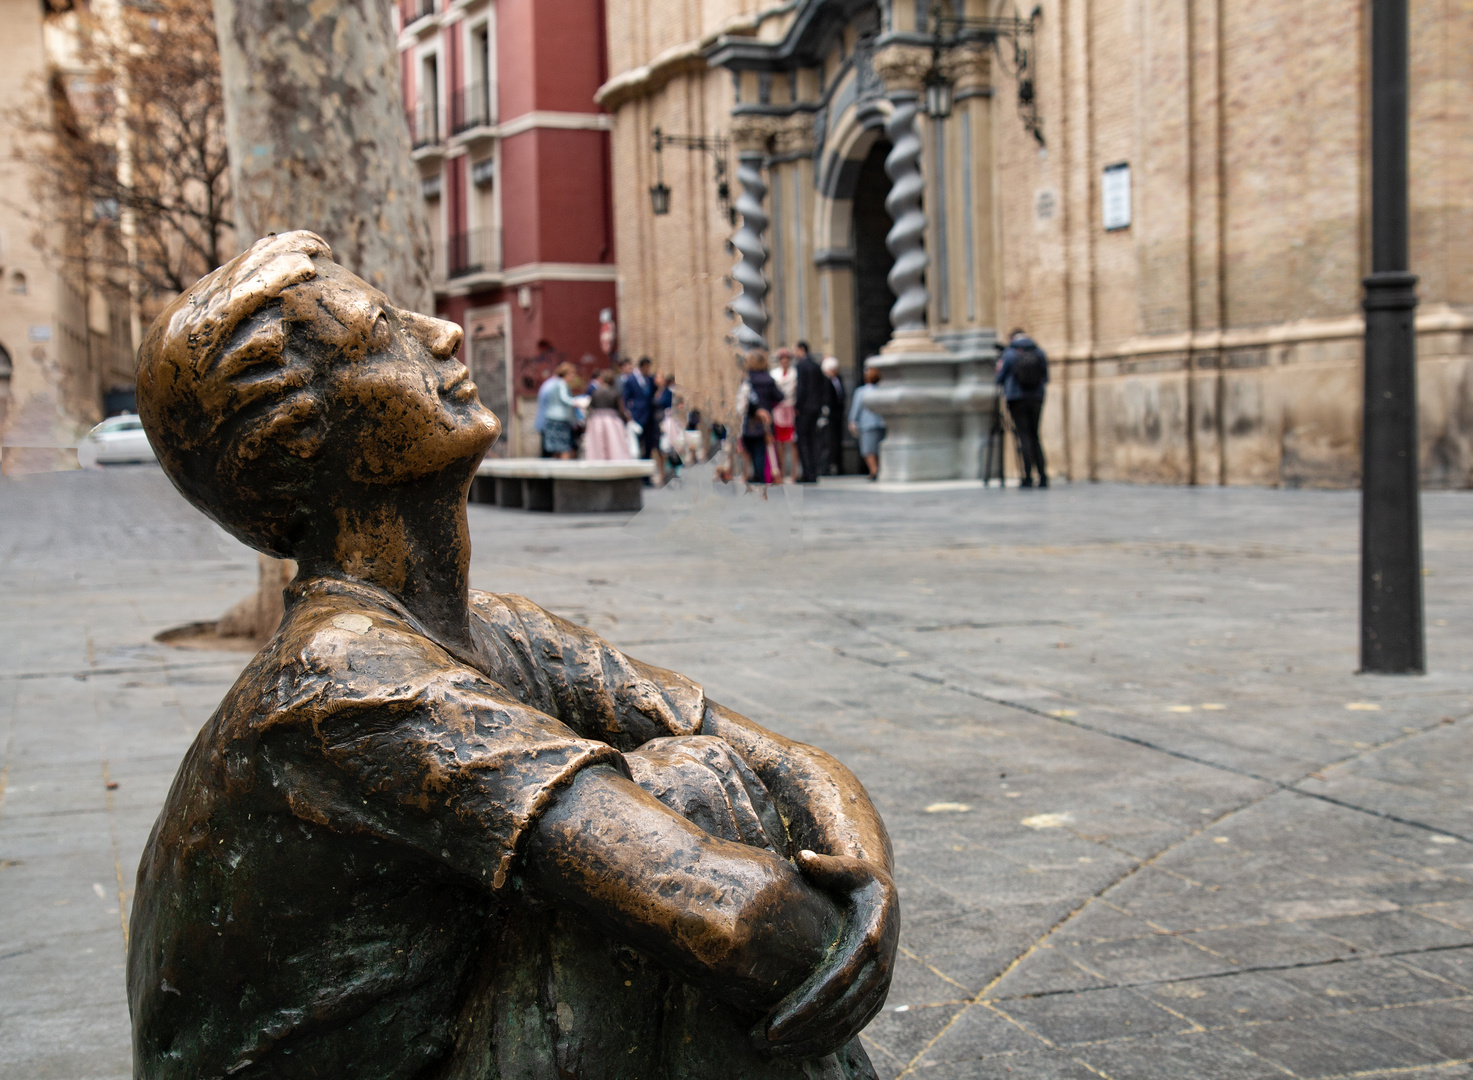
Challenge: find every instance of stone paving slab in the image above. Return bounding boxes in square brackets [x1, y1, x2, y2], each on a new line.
[5, 468, 1473, 1078]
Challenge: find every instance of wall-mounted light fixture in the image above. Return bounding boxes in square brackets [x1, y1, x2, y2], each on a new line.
[924, 72, 954, 120]
[923, 3, 1045, 145]
[648, 126, 735, 222]
[649, 180, 672, 215]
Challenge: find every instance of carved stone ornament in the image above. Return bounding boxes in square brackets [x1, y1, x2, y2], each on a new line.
[938, 43, 992, 93]
[127, 231, 898, 1079]
[729, 113, 779, 155]
[772, 113, 818, 156]
[870, 43, 933, 95]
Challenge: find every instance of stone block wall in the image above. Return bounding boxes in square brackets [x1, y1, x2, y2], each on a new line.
[600, 0, 1473, 486]
[1006, 0, 1473, 488]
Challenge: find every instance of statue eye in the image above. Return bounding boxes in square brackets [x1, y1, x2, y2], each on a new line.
[372, 311, 390, 343]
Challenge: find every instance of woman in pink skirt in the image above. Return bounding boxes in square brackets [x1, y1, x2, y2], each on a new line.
[582, 369, 631, 460]
[771, 348, 798, 482]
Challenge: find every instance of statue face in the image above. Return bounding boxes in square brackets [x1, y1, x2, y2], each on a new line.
[312, 262, 501, 484]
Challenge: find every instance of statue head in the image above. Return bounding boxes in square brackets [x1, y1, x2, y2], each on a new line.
[136, 231, 500, 559]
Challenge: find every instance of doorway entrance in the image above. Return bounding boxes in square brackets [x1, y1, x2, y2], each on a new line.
[851, 138, 895, 390]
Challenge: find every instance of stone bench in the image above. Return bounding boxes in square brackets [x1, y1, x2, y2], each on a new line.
[472, 458, 654, 513]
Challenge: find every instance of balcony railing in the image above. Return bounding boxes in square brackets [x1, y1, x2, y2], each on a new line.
[406, 102, 441, 150]
[447, 227, 501, 279]
[450, 80, 496, 134]
[399, 0, 434, 26]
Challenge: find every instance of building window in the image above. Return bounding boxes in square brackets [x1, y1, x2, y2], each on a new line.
[421, 53, 440, 142]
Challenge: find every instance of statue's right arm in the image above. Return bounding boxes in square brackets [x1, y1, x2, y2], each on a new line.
[520, 764, 842, 1015]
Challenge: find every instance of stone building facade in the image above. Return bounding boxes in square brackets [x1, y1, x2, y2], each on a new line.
[0, 0, 130, 472]
[598, 0, 1473, 486]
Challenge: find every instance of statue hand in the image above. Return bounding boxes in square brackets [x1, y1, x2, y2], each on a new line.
[753, 849, 899, 1059]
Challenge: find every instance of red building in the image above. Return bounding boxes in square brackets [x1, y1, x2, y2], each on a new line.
[397, 0, 614, 455]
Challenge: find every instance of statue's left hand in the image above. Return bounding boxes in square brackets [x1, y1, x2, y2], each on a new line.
[754, 849, 900, 1059]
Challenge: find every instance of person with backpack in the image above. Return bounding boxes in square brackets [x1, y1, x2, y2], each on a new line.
[996, 328, 1050, 488]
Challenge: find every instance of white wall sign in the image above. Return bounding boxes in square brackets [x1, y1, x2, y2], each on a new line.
[1102, 163, 1131, 231]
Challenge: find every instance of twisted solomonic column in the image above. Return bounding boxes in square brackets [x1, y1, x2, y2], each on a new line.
[883, 95, 928, 333]
[728, 116, 774, 350]
[860, 45, 1000, 484]
[871, 44, 935, 342]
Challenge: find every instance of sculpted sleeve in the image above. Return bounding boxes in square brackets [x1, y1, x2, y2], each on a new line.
[471, 592, 706, 751]
[252, 617, 628, 890]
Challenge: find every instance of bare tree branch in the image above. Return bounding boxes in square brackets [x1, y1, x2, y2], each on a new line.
[6, 0, 234, 323]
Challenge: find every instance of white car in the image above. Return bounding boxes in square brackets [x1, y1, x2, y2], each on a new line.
[78, 413, 157, 467]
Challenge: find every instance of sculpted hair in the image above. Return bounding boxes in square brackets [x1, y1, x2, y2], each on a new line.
[136, 230, 335, 559]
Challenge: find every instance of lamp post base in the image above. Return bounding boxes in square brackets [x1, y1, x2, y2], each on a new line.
[1360, 269, 1423, 675]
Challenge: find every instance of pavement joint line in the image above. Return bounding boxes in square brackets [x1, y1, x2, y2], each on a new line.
[1309, 1059, 1473, 1080]
[976, 941, 1473, 1005]
[0, 658, 246, 682]
[894, 943, 971, 994]
[857, 1031, 907, 1070]
[800, 587, 1339, 1079]
[916, 1008, 1473, 1075]
[932, 673, 1473, 845]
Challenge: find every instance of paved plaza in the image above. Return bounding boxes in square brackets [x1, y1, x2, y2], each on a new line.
[4, 467, 1473, 1079]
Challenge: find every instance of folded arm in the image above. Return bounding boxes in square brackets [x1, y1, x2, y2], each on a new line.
[521, 762, 896, 1058]
[521, 765, 841, 1013]
[702, 700, 892, 873]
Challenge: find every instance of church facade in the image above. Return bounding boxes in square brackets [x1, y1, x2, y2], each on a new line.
[598, 0, 1473, 485]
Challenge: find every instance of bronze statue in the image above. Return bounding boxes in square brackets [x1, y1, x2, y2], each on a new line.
[128, 232, 898, 1079]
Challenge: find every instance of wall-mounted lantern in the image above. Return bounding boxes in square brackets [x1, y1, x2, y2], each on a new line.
[924, 72, 954, 120]
[647, 126, 735, 222]
[923, 2, 1045, 145]
[649, 180, 672, 215]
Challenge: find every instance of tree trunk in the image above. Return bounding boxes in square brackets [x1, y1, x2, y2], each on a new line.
[208, 0, 433, 640]
[212, 0, 433, 311]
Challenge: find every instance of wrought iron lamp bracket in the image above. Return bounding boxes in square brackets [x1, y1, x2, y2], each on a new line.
[649, 127, 736, 223]
[926, 3, 1045, 147]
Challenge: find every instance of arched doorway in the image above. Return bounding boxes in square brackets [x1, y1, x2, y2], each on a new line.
[850, 138, 894, 390]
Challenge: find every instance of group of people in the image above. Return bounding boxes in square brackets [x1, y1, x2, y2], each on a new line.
[737, 341, 867, 484]
[528, 326, 1052, 490]
[534, 354, 703, 483]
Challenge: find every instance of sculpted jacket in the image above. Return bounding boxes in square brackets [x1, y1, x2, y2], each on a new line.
[128, 576, 875, 1080]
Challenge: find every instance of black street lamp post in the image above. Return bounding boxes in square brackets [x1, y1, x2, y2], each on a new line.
[1360, 0, 1424, 674]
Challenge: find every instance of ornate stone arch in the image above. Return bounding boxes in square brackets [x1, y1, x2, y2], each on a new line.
[812, 96, 890, 255]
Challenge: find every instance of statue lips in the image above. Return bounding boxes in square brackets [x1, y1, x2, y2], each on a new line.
[441, 365, 478, 401]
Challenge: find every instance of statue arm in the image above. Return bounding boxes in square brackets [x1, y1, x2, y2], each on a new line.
[694, 702, 900, 1058]
[701, 700, 893, 873]
[520, 764, 841, 1013]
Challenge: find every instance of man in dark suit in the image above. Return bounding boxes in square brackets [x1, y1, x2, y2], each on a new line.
[623, 356, 658, 463]
[792, 341, 825, 484]
[820, 356, 846, 474]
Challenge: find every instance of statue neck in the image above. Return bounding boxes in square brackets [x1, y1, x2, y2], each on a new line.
[298, 479, 477, 655]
